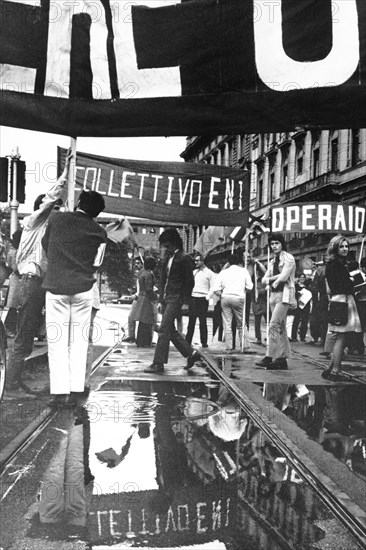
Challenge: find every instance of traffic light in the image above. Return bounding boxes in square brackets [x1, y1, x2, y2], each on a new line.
[0, 157, 9, 202]
[15, 160, 26, 203]
[0, 157, 26, 203]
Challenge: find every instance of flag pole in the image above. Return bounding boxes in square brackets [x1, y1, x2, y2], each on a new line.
[266, 243, 270, 344]
[241, 228, 251, 352]
[67, 136, 77, 212]
[358, 235, 365, 265]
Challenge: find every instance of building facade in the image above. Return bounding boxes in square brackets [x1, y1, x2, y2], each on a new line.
[180, 130, 366, 266]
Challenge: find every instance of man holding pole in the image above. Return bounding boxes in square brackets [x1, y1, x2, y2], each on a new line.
[256, 234, 296, 370]
[4, 150, 72, 399]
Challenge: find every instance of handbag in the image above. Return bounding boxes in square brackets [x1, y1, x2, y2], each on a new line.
[328, 296, 348, 326]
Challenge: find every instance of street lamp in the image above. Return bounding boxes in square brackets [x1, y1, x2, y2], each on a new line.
[8, 146, 21, 237]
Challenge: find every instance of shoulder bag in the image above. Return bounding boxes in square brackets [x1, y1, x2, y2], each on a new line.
[328, 295, 348, 326]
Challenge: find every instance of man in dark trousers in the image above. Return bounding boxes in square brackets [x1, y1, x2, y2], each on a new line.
[144, 228, 200, 374]
[42, 190, 107, 407]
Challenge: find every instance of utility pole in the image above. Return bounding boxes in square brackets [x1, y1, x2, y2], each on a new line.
[8, 146, 21, 237]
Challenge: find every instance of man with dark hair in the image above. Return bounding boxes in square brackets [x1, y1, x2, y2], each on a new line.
[185, 253, 215, 348]
[42, 190, 106, 407]
[256, 233, 296, 370]
[4, 150, 72, 400]
[144, 228, 200, 373]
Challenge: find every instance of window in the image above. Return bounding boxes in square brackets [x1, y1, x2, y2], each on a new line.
[295, 136, 305, 176]
[269, 172, 275, 202]
[258, 179, 264, 207]
[282, 165, 288, 191]
[351, 129, 360, 166]
[331, 138, 338, 171]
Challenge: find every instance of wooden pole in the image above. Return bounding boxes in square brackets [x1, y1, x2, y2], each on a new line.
[266, 243, 270, 344]
[67, 137, 77, 212]
[241, 228, 250, 352]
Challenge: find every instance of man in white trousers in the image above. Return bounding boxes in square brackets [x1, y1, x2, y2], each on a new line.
[42, 190, 106, 408]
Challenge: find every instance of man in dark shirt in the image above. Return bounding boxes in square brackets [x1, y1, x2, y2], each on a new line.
[144, 228, 200, 374]
[42, 190, 106, 407]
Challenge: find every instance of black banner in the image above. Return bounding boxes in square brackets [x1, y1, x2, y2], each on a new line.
[1, 0, 365, 136]
[58, 148, 250, 225]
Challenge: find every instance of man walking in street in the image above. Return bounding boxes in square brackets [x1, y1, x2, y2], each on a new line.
[4, 150, 72, 399]
[42, 190, 107, 407]
[256, 234, 296, 370]
[144, 228, 200, 374]
[212, 253, 253, 353]
[185, 253, 215, 348]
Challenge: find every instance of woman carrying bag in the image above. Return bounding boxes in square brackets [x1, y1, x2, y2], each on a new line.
[322, 235, 361, 381]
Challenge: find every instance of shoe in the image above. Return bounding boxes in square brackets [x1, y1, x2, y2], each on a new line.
[255, 356, 273, 367]
[185, 351, 201, 370]
[124, 337, 136, 343]
[300, 339, 306, 342]
[289, 338, 298, 342]
[144, 362, 164, 373]
[329, 372, 349, 382]
[319, 351, 331, 358]
[321, 369, 331, 380]
[266, 358, 288, 370]
[3, 387, 37, 400]
[254, 340, 262, 345]
[307, 340, 318, 345]
[201, 344, 208, 348]
[69, 392, 86, 406]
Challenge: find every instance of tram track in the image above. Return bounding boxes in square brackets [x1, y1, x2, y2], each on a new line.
[292, 347, 366, 385]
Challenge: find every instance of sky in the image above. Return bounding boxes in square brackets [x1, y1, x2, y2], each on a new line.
[0, 126, 187, 213]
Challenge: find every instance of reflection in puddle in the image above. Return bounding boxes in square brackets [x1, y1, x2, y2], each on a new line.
[29, 378, 362, 549]
[261, 383, 366, 480]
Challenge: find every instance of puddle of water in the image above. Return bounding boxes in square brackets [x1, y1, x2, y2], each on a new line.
[29, 377, 362, 549]
[260, 382, 366, 481]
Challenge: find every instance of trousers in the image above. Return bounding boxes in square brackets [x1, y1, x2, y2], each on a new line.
[6, 276, 45, 389]
[46, 289, 93, 395]
[153, 302, 192, 365]
[185, 297, 209, 346]
[267, 293, 291, 360]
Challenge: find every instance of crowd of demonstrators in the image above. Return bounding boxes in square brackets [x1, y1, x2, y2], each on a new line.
[322, 235, 361, 381]
[185, 253, 216, 348]
[256, 233, 296, 370]
[212, 253, 253, 353]
[42, 190, 107, 408]
[3, 150, 72, 400]
[144, 228, 201, 374]
[290, 273, 312, 342]
[130, 256, 158, 348]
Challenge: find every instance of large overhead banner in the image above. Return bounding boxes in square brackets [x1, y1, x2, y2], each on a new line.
[271, 203, 366, 235]
[57, 148, 250, 225]
[1, 0, 365, 137]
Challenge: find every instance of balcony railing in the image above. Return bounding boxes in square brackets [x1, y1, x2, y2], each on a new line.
[281, 172, 338, 202]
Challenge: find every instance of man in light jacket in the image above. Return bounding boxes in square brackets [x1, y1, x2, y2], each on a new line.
[256, 233, 296, 370]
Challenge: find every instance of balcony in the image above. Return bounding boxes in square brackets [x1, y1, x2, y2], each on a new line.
[281, 172, 339, 203]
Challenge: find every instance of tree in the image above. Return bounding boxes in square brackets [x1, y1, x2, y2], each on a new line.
[101, 240, 134, 296]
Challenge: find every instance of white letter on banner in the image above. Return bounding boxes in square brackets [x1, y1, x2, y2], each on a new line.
[354, 207, 366, 233]
[225, 179, 234, 210]
[45, 0, 111, 98]
[271, 207, 283, 232]
[111, 0, 181, 99]
[334, 205, 347, 231]
[254, 0, 359, 90]
[189, 180, 202, 207]
[285, 206, 300, 231]
[318, 204, 332, 230]
[209, 178, 220, 209]
[120, 172, 134, 198]
[302, 205, 316, 230]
